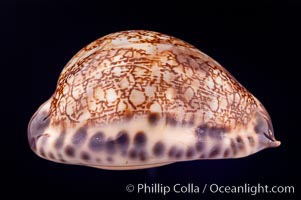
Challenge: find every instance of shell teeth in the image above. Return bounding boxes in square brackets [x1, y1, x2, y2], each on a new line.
[28, 30, 280, 170]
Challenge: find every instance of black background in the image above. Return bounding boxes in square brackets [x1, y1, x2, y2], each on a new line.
[2, 0, 299, 199]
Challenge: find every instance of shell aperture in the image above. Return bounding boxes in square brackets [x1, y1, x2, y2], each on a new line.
[28, 30, 280, 170]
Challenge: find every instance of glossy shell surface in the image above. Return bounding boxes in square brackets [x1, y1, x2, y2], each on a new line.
[28, 30, 280, 170]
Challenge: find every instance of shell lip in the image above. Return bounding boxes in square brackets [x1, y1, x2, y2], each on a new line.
[28, 108, 40, 151]
[265, 129, 281, 148]
[268, 139, 281, 148]
[28, 99, 52, 151]
[88, 162, 174, 170]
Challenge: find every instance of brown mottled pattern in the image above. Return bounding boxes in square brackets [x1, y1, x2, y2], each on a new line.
[50, 30, 256, 128]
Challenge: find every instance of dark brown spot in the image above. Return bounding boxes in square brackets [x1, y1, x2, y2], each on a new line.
[168, 146, 182, 159]
[209, 127, 227, 139]
[254, 114, 266, 134]
[168, 146, 177, 158]
[153, 142, 165, 156]
[139, 151, 147, 161]
[247, 136, 255, 146]
[89, 132, 105, 152]
[81, 152, 90, 160]
[65, 145, 75, 157]
[105, 138, 116, 154]
[48, 152, 55, 159]
[236, 136, 244, 149]
[166, 115, 177, 126]
[195, 141, 204, 152]
[96, 158, 101, 162]
[107, 157, 113, 162]
[175, 149, 183, 159]
[236, 136, 243, 143]
[223, 149, 230, 157]
[231, 139, 237, 155]
[116, 131, 129, 149]
[124, 110, 134, 121]
[134, 131, 147, 148]
[72, 128, 87, 146]
[186, 147, 195, 158]
[196, 124, 227, 139]
[129, 149, 138, 159]
[254, 125, 261, 134]
[148, 113, 160, 125]
[54, 131, 65, 149]
[209, 146, 220, 158]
